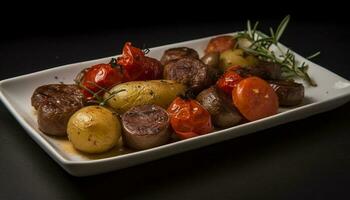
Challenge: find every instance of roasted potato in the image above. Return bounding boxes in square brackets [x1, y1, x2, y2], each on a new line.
[219, 49, 258, 72]
[201, 52, 220, 68]
[236, 38, 252, 49]
[104, 80, 186, 114]
[201, 52, 221, 82]
[67, 106, 121, 153]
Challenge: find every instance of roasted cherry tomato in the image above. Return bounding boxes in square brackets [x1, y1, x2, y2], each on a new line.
[216, 69, 243, 96]
[80, 59, 124, 100]
[117, 42, 163, 81]
[136, 56, 163, 81]
[167, 97, 213, 139]
[232, 76, 279, 121]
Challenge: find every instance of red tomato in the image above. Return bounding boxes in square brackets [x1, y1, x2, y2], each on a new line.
[167, 97, 213, 139]
[117, 42, 163, 81]
[133, 56, 163, 81]
[81, 61, 124, 100]
[232, 76, 279, 121]
[216, 70, 243, 96]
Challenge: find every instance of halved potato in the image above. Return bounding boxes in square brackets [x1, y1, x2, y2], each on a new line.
[220, 49, 258, 72]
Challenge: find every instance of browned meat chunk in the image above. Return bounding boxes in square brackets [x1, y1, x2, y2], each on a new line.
[163, 57, 212, 94]
[31, 84, 84, 136]
[205, 35, 236, 54]
[234, 61, 282, 80]
[269, 80, 305, 106]
[121, 105, 170, 150]
[160, 47, 199, 65]
[196, 86, 242, 128]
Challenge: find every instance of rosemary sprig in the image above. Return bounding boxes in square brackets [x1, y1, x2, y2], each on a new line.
[236, 15, 319, 86]
[78, 81, 125, 106]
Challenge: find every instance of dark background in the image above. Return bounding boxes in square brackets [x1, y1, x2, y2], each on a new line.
[1, 2, 350, 199]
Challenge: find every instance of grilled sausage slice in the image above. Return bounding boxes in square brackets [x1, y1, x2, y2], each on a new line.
[121, 105, 170, 150]
[234, 61, 282, 80]
[163, 57, 212, 94]
[250, 61, 282, 80]
[31, 84, 85, 136]
[160, 47, 199, 65]
[269, 80, 304, 106]
[196, 86, 242, 128]
[205, 35, 236, 54]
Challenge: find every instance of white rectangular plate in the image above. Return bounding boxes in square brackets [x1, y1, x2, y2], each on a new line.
[1, 33, 350, 176]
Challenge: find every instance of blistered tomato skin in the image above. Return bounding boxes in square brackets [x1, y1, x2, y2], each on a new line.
[233, 77, 279, 121]
[167, 97, 213, 139]
[79, 60, 124, 100]
[216, 70, 243, 96]
[117, 42, 163, 81]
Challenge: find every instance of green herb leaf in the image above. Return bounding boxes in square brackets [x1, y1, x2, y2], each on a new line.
[306, 51, 321, 60]
[247, 20, 252, 38]
[235, 15, 318, 86]
[275, 15, 290, 42]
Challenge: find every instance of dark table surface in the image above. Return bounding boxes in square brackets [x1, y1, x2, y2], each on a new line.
[1, 18, 350, 199]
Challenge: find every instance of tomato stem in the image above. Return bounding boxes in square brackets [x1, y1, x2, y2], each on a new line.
[109, 58, 118, 68]
[180, 90, 196, 100]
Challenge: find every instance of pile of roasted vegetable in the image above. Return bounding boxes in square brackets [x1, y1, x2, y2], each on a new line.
[31, 17, 317, 154]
